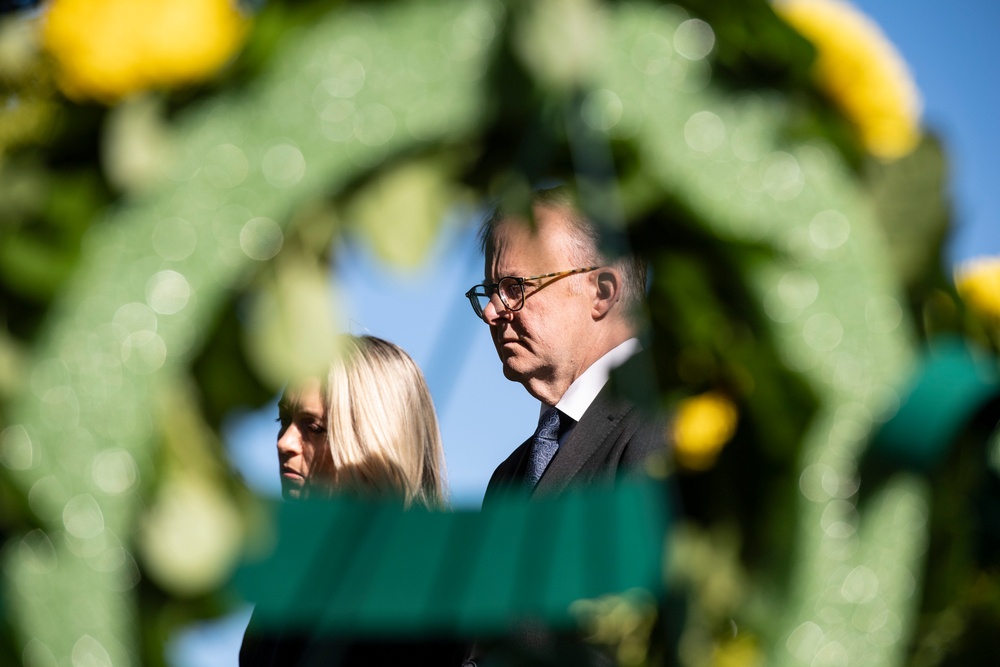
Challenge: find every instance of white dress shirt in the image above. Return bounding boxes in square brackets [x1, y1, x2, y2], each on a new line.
[545, 337, 640, 444]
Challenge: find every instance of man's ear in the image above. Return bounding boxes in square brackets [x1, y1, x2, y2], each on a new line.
[592, 267, 622, 319]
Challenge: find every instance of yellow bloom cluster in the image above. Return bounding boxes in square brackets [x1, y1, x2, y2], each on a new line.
[42, 0, 249, 103]
[955, 256, 1000, 322]
[713, 634, 762, 667]
[773, 0, 921, 160]
[672, 391, 739, 471]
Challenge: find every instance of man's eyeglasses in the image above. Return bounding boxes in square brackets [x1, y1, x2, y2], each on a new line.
[464, 267, 600, 320]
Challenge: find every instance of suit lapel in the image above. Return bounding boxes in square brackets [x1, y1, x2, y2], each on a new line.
[483, 435, 533, 502]
[533, 386, 631, 496]
[508, 436, 532, 483]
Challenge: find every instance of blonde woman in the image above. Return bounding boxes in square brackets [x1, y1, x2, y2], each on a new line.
[275, 334, 446, 507]
[241, 335, 460, 666]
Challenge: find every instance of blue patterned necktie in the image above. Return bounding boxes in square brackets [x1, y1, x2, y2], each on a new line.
[526, 407, 562, 487]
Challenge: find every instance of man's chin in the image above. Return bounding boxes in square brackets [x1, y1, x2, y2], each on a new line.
[501, 359, 536, 386]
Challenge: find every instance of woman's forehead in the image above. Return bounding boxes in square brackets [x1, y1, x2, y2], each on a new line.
[280, 376, 325, 411]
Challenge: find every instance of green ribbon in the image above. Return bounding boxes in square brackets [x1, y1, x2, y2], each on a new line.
[236, 477, 670, 636]
[870, 337, 1000, 472]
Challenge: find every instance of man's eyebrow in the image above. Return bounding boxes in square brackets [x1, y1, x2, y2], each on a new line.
[489, 269, 521, 280]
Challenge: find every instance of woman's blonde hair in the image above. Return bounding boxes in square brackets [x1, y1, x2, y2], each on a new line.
[322, 335, 446, 508]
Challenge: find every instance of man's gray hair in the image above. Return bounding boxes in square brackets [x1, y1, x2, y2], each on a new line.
[478, 187, 648, 309]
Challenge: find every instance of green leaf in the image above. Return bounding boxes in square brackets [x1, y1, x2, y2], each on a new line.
[864, 135, 951, 289]
[346, 159, 467, 269]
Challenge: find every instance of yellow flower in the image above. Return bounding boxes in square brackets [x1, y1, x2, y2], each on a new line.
[955, 256, 1000, 322]
[773, 0, 921, 160]
[673, 391, 738, 471]
[42, 0, 249, 103]
[713, 634, 762, 667]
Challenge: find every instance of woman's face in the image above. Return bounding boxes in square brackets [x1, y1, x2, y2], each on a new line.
[276, 377, 332, 499]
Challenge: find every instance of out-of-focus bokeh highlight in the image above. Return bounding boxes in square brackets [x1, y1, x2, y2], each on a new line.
[956, 256, 1000, 323]
[0, 0, 997, 666]
[42, 0, 248, 102]
[671, 391, 738, 471]
[774, 0, 922, 160]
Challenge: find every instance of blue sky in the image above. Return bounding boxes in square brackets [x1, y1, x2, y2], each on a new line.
[178, 2, 1000, 664]
[856, 0, 1000, 264]
[226, 0, 1000, 511]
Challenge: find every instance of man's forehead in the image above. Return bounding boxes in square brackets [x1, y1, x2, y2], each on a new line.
[487, 210, 566, 258]
[486, 222, 536, 275]
[490, 215, 536, 245]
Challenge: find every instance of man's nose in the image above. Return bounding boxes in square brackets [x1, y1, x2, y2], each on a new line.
[483, 294, 510, 325]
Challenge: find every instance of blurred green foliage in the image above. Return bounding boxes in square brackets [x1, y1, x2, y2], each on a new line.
[0, 0, 997, 666]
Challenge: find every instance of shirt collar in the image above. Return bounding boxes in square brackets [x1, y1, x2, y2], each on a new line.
[546, 337, 641, 422]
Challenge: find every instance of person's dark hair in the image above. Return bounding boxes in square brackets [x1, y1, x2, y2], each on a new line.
[478, 187, 648, 309]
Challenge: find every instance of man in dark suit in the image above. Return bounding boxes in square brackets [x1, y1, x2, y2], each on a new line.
[465, 187, 666, 503]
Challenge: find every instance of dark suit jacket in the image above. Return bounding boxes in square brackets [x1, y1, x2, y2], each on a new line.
[483, 381, 667, 504]
[470, 378, 669, 666]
